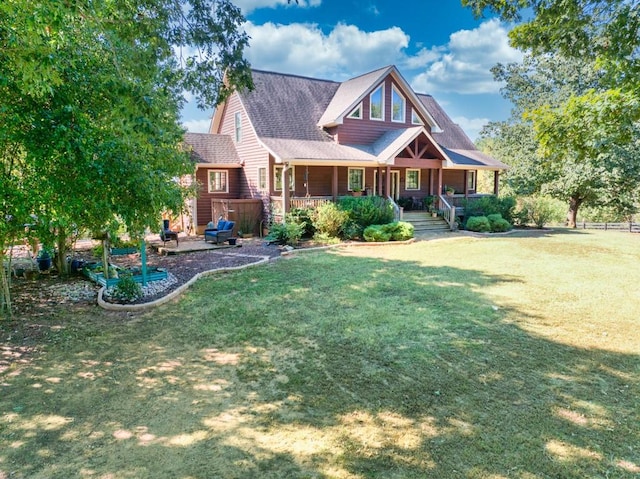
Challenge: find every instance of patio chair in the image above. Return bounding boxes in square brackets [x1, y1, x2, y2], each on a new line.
[204, 220, 235, 244]
[160, 219, 179, 246]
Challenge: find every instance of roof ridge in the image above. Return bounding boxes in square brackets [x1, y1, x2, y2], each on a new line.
[251, 69, 340, 85]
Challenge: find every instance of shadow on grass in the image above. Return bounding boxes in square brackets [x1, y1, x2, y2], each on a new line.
[1, 251, 638, 478]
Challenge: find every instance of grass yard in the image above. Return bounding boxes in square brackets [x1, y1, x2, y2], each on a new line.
[1, 229, 639, 478]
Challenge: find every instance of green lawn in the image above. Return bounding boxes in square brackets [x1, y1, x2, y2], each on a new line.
[1, 230, 639, 478]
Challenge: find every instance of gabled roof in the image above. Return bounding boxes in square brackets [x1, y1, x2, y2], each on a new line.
[183, 132, 242, 166]
[318, 65, 440, 130]
[240, 70, 339, 141]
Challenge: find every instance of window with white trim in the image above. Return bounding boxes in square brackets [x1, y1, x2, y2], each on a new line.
[208, 170, 228, 193]
[467, 170, 477, 191]
[411, 109, 423, 125]
[348, 103, 362, 119]
[274, 165, 295, 191]
[370, 84, 384, 120]
[258, 167, 267, 190]
[348, 168, 365, 191]
[391, 85, 406, 122]
[234, 112, 242, 143]
[406, 169, 420, 190]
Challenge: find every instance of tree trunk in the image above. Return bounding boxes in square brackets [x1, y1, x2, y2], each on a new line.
[0, 249, 11, 318]
[55, 228, 69, 276]
[567, 196, 583, 228]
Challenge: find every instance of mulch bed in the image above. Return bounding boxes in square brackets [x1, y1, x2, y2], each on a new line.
[6, 236, 283, 317]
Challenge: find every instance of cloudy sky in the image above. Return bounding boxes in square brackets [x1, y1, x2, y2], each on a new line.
[181, 0, 523, 140]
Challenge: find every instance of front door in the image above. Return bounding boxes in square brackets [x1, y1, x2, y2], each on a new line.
[373, 170, 400, 200]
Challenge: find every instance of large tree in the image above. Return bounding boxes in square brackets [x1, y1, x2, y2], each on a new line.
[480, 54, 640, 226]
[0, 1, 252, 315]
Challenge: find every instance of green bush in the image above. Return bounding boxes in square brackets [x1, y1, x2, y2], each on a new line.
[363, 221, 414, 242]
[266, 221, 305, 246]
[312, 202, 349, 238]
[516, 196, 565, 228]
[363, 225, 392, 242]
[487, 213, 512, 232]
[111, 273, 143, 302]
[338, 196, 395, 239]
[466, 216, 491, 232]
[464, 196, 516, 224]
[287, 208, 315, 238]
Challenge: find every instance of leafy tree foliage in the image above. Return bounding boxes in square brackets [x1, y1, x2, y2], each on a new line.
[0, 1, 252, 315]
[480, 52, 640, 227]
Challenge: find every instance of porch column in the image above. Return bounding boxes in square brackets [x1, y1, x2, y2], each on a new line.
[437, 168, 443, 196]
[494, 171, 500, 195]
[377, 167, 383, 195]
[385, 166, 391, 198]
[463, 170, 469, 198]
[282, 166, 290, 217]
[332, 166, 338, 200]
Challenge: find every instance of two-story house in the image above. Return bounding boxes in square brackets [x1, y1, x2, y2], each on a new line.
[184, 65, 507, 234]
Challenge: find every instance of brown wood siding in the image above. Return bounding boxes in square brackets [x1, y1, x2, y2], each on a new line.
[335, 77, 431, 145]
[195, 167, 241, 226]
[442, 170, 465, 194]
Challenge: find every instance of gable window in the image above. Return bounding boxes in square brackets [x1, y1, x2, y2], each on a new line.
[274, 165, 295, 191]
[348, 103, 362, 119]
[391, 85, 406, 123]
[411, 109, 423, 125]
[208, 170, 228, 193]
[369, 84, 384, 120]
[406, 169, 420, 190]
[258, 167, 267, 190]
[348, 168, 365, 191]
[234, 112, 242, 143]
[467, 170, 477, 191]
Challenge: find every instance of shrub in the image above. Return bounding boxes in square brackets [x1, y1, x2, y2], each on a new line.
[266, 221, 305, 246]
[464, 196, 516, 223]
[516, 196, 565, 228]
[287, 208, 315, 238]
[338, 196, 395, 238]
[312, 202, 349, 238]
[487, 213, 512, 232]
[363, 225, 392, 242]
[111, 273, 143, 302]
[363, 221, 414, 242]
[465, 216, 491, 232]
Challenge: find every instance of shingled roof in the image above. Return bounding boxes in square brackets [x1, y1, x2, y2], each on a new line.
[183, 132, 241, 166]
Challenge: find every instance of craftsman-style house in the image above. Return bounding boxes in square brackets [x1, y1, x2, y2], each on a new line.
[184, 66, 507, 234]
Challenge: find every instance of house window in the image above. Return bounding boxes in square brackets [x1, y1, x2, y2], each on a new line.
[370, 84, 384, 120]
[348, 103, 362, 119]
[208, 170, 228, 193]
[467, 170, 477, 191]
[348, 168, 364, 191]
[258, 167, 267, 190]
[411, 109, 423, 125]
[234, 112, 242, 143]
[406, 169, 420, 190]
[391, 85, 405, 123]
[274, 165, 295, 191]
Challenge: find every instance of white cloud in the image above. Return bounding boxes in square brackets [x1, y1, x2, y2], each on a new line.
[452, 115, 490, 141]
[233, 0, 321, 15]
[410, 19, 523, 94]
[182, 119, 211, 133]
[244, 21, 409, 78]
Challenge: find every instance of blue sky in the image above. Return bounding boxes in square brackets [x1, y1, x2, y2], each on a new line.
[181, 0, 523, 140]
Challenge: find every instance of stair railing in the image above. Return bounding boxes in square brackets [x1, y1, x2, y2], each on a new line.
[438, 195, 457, 231]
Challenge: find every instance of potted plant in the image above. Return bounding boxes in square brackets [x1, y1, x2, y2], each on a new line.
[36, 247, 53, 272]
[445, 186, 455, 196]
[351, 187, 363, 197]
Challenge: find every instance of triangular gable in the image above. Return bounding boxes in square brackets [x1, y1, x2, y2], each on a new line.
[370, 127, 449, 165]
[318, 66, 441, 131]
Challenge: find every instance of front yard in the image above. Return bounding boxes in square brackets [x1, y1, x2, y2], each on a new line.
[1, 230, 639, 478]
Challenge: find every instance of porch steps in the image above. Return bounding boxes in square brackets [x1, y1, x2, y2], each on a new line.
[401, 211, 451, 234]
